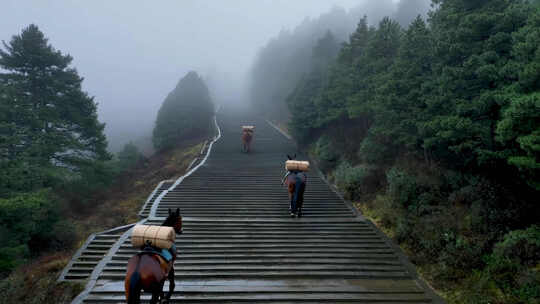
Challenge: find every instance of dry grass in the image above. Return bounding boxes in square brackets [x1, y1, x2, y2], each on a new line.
[0, 253, 84, 304]
[71, 140, 203, 239]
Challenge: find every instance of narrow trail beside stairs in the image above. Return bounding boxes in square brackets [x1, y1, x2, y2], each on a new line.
[62, 107, 443, 303]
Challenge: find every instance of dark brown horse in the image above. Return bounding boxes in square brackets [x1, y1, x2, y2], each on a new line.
[125, 208, 182, 304]
[241, 129, 253, 153]
[284, 154, 307, 217]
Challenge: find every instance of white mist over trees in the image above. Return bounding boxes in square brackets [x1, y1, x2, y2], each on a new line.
[248, 1, 431, 121]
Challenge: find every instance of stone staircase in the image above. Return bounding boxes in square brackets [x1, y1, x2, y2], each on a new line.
[65, 108, 443, 303]
[58, 225, 133, 282]
[139, 180, 174, 218]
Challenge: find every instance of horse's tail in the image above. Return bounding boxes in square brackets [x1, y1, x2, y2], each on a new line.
[127, 256, 142, 304]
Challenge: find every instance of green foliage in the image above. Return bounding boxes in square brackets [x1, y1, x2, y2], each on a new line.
[465, 226, 540, 304]
[116, 142, 143, 171]
[0, 25, 114, 276]
[493, 225, 540, 267]
[249, 7, 361, 120]
[0, 24, 110, 199]
[0, 190, 72, 273]
[287, 31, 340, 143]
[0, 24, 110, 167]
[313, 135, 339, 171]
[275, 1, 540, 302]
[334, 161, 379, 200]
[59, 160, 116, 207]
[357, 135, 394, 164]
[496, 93, 540, 189]
[153, 71, 213, 150]
[386, 167, 418, 208]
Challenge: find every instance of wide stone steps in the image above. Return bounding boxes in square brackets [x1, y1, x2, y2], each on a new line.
[70, 108, 439, 303]
[83, 280, 431, 303]
[139, 181, 174, 218]
[60, 234, 122, 281]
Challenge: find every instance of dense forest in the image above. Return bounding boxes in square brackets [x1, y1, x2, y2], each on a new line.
[252, 0, 540, 302]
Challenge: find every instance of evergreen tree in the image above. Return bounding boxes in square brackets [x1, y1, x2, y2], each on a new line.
[249, 7, 360, 121]
[315, 17, 373, 129]
[495, 6, 540, 189]
[367, 16, 434, 162]
[153, 71, 213, 150]
[287, 31, 340, 143]
[117, 142, 142, 170]
[424, 0, 531, 168]
[0, 24, 109, 194]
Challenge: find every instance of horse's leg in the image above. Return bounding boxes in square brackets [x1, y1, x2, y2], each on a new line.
[159, 280, 166, 303]
[298, 185, 305, 217]
[164, 267, 175, 303]
[150, 290, 160, 304]
[288, 182, 295, 216]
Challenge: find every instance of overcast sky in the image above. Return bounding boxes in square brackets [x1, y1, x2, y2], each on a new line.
[2, 0, 405, 151]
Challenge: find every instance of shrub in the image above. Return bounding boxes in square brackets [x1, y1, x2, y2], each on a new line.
[493, 225, 540, 267]
[464, 226, 540, 304]
[0, 190, 74, 273]
[313, 135, 339, 171]
[386, 167, 418, 208]
[116, 142, 143, 171]
[357, 135, 393, 164]
[334, 161, 379, 200]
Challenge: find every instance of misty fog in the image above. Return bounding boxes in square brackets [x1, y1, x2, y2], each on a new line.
[1, 0, 430, 153]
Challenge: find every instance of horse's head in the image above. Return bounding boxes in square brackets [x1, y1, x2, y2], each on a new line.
[163, 208, 182, 234]
[286, 153, 297, 161]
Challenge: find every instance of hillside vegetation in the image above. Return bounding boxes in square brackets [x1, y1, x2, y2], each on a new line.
[0, 25, 113, 273]
[256, 1, 540, 303]
[249, 1, 432, 122]
[0, 24, 212, 303]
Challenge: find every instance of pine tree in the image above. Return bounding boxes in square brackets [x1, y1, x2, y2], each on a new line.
[346, 17, 401, 120]
[314, 17, 373, 129]
[287, 31, 340, 143]
[424, 0, 531, 167]
[0, 24, 109, 193]
[365, 16, 434, 163]
[495, 6, 540, 189]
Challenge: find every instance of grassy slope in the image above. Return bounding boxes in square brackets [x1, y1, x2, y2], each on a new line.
[0, 139, 204, 304]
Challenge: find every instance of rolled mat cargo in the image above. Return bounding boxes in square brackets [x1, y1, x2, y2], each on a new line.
[242, 126, 255, 131]
[285, 160, 310, 172]
[131, 225, 175, 249]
